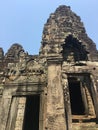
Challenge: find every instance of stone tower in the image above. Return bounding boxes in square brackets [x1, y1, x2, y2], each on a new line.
[0, 5, 98, 130]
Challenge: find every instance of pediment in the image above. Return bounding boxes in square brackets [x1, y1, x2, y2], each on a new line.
[3, 51, 47, 84]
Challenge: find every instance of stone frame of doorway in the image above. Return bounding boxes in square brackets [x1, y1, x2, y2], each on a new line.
[67, 74, 97, 123]
[5, 84, 46, 130]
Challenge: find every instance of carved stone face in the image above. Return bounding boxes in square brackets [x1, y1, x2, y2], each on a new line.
[5, 44, 24, 60]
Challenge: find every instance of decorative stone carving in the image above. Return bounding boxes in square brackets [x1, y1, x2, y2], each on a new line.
[61, 72, 72, 130]
[40, 44, 51, 56]
[18, 50, 27, 72]
[67, 52, 75, 63]
[62, 73, 70, 103]
[4, 52, 47, 83]
[0, 5, 98, 130]
[41, 5, 97, 60]
[27, 58, 43, 74]
[40, 43, 63, 56]
[26, 58, 47, 83]
[5, 43, 24, 60]
[5, 51, 27, 81]
[50, 44, 63, 54]
[0, 71, 5, 84]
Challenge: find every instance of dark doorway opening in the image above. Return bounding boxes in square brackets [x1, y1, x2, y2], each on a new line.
[68, 80, 85, 115]
[23, 95, 40, 130]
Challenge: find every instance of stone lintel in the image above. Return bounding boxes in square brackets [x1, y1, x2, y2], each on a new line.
[47, 55, 63, 64]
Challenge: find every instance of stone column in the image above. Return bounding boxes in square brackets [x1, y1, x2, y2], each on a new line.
[46, 63, 66, 130]
[62, 73, 72, 130]
[90, 75, 98, 120]
[0, 96, 12, 130]
[80, 82, 89, 115]
[0, 85, 20, 130]
[6, 97, 19, 130]
[0, 85, 3, 105]
[14, 97, 26, 130]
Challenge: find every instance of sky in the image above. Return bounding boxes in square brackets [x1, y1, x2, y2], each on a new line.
[0, 0, 98, 55]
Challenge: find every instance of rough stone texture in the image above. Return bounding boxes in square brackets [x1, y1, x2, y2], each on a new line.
[0, 48, 4, 60]
[46, 64, 66, 130]
[14, 98, 26, 130]
[0, 5, 98, 130]
[40, 5, 97, 61]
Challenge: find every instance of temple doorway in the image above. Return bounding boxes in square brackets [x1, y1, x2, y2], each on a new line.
[23, 95, 40, 130]
[68, 79, 85, 115]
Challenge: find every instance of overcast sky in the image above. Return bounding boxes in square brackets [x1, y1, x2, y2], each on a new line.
[0, 0, 98, 55]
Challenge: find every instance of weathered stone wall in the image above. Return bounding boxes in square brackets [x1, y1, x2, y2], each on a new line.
[0, 5, 98, 130]
[46, 63, 66, 130]
[40, 6, 98, 61]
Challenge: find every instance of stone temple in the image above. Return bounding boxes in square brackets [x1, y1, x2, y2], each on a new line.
[0, 5, 98, 130]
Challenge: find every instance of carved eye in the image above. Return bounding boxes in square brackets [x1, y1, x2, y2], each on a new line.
[13, 71, 16, 75]
[40, 70, 44, 74]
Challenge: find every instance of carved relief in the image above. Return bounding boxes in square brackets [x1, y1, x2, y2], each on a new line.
[0, 71, 5, 84]
[40, 44, 51, 56]
[61, 72, 72, 129]
[62, 73, 70, 103]
[49, 44, 62, 54]
[4, 52, 47, 83]
[5, 51, 27, 81]
[67, 52, 75, 63]
[40, 43, 63, 56]
[6, 63, 18, 81]
[5, 44, 24, 60]
[26, 58, 47, 83]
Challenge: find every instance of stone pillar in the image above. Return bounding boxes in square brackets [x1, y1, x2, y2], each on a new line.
[46, 63, 66, 130]
[6, 97, 19, 130]
[14, 97, 26, 130]
[0, 96, 12, 130]
[90, 75, 98, 120]
[80, 82, 89, 115]
[62, 73, 72, 130]
[0, 86, 20, 130]
[0, 85, 3, 105]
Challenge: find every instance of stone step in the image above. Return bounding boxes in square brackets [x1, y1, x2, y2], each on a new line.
[72, 123, 98, 130]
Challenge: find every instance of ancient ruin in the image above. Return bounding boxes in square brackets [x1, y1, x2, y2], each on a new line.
[0, 5, 98, 130]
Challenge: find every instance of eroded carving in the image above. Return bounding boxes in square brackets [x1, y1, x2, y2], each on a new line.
[5, 51, 27, 81]
[62, 73, 70, 103]
[5, 52, 47, 83]
[67, 52, 75, 63]
[5, 44, 24, 60]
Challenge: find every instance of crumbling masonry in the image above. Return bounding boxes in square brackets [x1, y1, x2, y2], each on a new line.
[0, 5, 98, 130]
